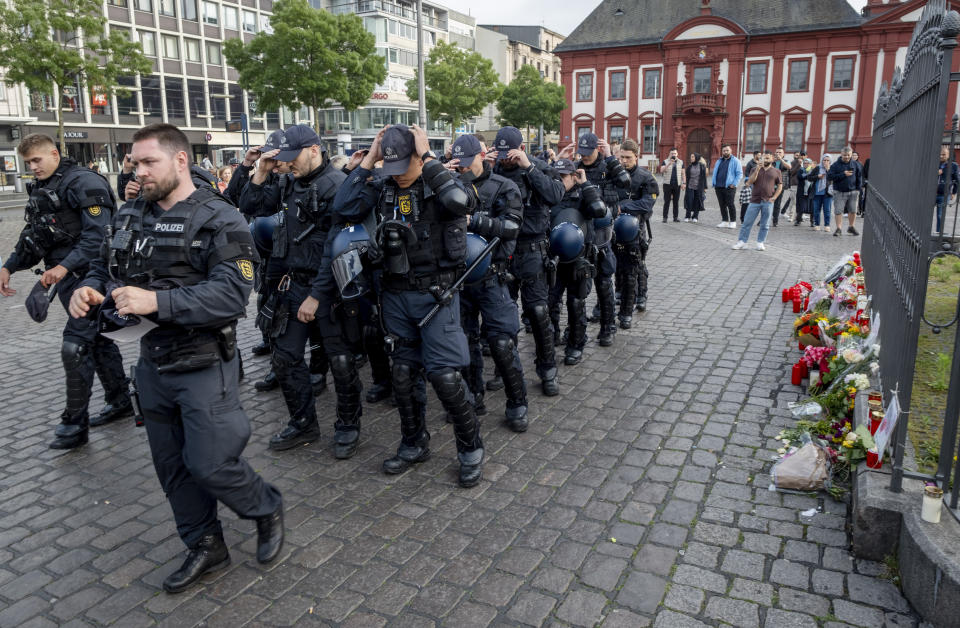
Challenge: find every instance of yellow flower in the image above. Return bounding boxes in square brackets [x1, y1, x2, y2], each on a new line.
[842, 441, 853, 448]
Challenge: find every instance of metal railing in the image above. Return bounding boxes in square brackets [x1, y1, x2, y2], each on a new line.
[676, 92, 725, 113]
[862, 0, 960, 503]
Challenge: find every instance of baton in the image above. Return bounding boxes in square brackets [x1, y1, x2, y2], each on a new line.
[418, 236, 500, 329]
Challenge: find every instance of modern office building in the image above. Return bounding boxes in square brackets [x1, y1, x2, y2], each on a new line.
[316, 0, 475, 151]
[474, 24, 565, 141]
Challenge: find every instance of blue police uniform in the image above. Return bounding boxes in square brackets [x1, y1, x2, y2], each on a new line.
[615, 164, 658, 325]
[548, 165, 607, 365]
[3, 156, 130, 448]
[80, 176, 283, 592]
[492, 127, 565, 396]
[332, 124, 484, 487]
[456, 153, 528, 432]
[577, 133, 631, 347]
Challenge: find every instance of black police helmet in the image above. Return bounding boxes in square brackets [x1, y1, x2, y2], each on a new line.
[330, 224, 372, 300]
[249, 212, 281, 255]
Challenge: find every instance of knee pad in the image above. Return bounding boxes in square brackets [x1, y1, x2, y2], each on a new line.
[489, 335, 515, 360]
[329, 353, 354, 376]
[392, 360, 418, 392]
[61, 340, 87, 370]
[427, 367, 462, 401]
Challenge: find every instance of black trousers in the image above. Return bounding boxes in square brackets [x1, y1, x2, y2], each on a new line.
[715, 187, 737, 223]
[140, 354, 282, 548]
[662, 184, 681, 221]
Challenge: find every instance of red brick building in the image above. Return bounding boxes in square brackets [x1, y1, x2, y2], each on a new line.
[554, 0, 958, 163]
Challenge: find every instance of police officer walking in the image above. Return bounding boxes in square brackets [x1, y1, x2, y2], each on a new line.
[570, 133, 631, 348]
[490, 127, 565, 396]
[68, 123, 283, 593]
[334, 124, 485, 487]
[0, 134, 131, 449]
[248, 125, 347, 452]
[615, 139, 658, 326]
[450, 135, 528, 432]
[548, 159, 607, 365]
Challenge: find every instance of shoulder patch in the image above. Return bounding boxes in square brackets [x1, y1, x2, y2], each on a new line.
[88, 206, 101, 217]
[236, 259, 254, 281]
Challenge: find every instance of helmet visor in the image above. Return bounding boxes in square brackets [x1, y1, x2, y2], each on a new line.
[331, 247, 367, 298]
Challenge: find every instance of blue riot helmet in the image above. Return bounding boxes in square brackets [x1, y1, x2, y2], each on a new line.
[250, 212, 281, 255]
[465, 233, 493, 283]
[549, 222, 585, 262]
[330, 224, 372, 300]
[613, 214, 640, 243]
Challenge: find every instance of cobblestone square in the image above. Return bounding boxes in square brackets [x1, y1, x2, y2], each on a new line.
[0, 200, 920, 626]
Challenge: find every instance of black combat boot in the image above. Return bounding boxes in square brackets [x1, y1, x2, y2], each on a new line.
[163, 533, 230, 593]
[53, 341, 94, 449]
[251, 341, 271, 356]
[382, 363, 430, 475]
[256, 505, 284, 564]
[255, 370, 279, 391]
[564, 298, 587, 366]
[269, 415, 320, 451]
[489, 336, 528, 433]
[330, 354, 362, 460]
[89, 400, 134, 427]
[365, 381, 392, 403]
[528, 305, 559, 396]
[429, 368, 483, 488]
[90, 339, 133, 427]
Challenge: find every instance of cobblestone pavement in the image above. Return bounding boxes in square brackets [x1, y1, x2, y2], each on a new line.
[0, 197, 921, 627]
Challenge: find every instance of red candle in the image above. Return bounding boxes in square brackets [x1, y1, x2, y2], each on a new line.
[792, 298, 802, 313]
[866, 450, 882, 469]
[799, 361, 809, 378]
[803, 297, 809, 310]
[782, 288, 790, 303]
[791, 363, 803, 386]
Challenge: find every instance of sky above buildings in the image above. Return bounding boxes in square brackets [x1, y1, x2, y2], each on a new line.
[443, 0, 869, 38]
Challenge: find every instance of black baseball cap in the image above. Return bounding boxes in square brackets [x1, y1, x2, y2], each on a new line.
[260, 129, 286, 152]
[577, 132, 599, 155]
[451, 135, 482, 167]
[381, 124, 417, 176]
[554, 158, 577, 175]
[493, 127, 523, 160]
[25, 280, 55, 323]
[275, 124, 321, 162]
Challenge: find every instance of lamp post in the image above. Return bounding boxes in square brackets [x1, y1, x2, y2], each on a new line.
[416, 0, 427, 128]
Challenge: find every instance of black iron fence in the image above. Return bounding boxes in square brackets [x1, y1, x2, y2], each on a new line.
[862, 0, 960, 500]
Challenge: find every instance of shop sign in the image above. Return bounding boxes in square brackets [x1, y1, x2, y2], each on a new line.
[63, 131, 88, 139]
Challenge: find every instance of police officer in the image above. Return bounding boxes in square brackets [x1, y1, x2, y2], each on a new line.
[548, 159, 607, 365]
[0, 134, 131, 449]
[615, 139, 658, 326]
[490, 127, 565, 396]
[449, 135, 528, 432]
[570, 133, 631, 347]
[334, 124, 484, 487]
[68, 123, 283, 593]
[247, 125, 346, 452]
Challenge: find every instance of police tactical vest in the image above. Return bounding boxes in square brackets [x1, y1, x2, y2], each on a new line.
[473, 172, 516, 263]
[26, 160, 113, 249]
[109, 187, 252, 289]
[496, 163, 550, 241]
[379, 178, 467, 279]
[275, 163, 344, 273]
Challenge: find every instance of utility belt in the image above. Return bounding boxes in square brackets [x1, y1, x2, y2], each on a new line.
[515, 237, 549, 255]
[146, 324, 237, 374]
[470, 262, 513, 289]
[285, 269, 317, 286]
[383, 269, 458, 293]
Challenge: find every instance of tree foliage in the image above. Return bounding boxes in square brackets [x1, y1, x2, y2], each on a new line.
[224, 0, 386, 133]
[0, 0, 152, 155]
[406, 41, 502, 138]
[497, 64, 567, 134]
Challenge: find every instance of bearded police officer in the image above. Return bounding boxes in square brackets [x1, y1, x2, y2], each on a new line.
[334, 124, 485, 487]
[573, 133, 631, 347]
[548, 159, 607, 365]
[249, 125, 346, 451]
[450, 135, 528, 432]
[0, 134, 131, 449]
[490, 126, 565, 396]
[68, 124, 283, 593]
[615, 139, 658, 325]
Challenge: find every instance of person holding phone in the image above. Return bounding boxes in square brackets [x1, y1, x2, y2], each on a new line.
[658, 148, 684, 222]
[827, 146, 863, 236]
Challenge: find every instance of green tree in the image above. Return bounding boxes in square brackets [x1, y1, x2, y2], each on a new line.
[224, 0, 386, 134]
[406, 41, 502, 139]
[0, 0, 152, 155]
[497, 64, 567, 147]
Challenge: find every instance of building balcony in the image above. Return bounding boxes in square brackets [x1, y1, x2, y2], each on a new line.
[676, 92, 725, 114]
